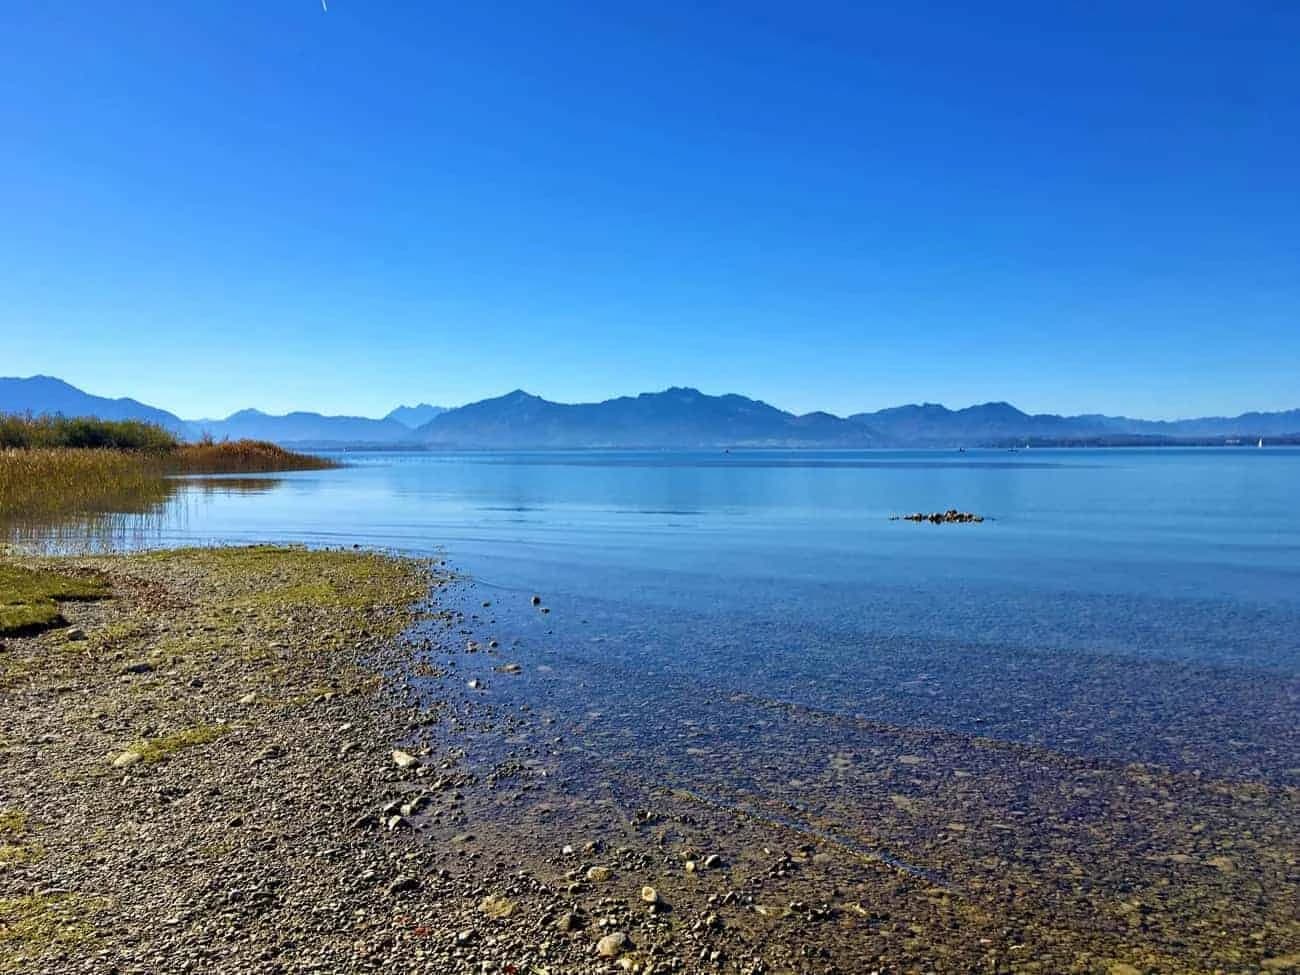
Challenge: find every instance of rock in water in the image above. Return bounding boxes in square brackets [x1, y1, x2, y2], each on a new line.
[391, 749, 420, 769]
[894, 509, 985, 524]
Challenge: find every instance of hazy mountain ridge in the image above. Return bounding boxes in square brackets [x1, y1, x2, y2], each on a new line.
[421, 391, 1300, 447]
[416, 388, 882, 447]
[3, 376, 1297, 447]
[385, 403, 447, 428]
[0, 375, 188, 434]
[187, 409, 416, 445]
[848, 401, 1300, 443]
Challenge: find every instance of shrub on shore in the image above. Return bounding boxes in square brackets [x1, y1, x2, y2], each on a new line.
[0, 414, 178, 451]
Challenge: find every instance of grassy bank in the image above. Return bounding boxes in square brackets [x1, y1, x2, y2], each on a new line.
[0, 546, 440, 971]
[0, 562, 108, 635]
[0, 415, 336, 529]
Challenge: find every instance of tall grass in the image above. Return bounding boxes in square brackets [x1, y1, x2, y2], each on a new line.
[0, 415, 338, 534]
[0, 448, 174, 520]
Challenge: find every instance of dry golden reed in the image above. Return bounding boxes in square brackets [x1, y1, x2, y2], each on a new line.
[0, 416, 337, 526]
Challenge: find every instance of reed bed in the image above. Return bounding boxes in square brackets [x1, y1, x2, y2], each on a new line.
[174, 439, 337, 474]
[0, 416, 338, 532]
[0, 448, 174, 521]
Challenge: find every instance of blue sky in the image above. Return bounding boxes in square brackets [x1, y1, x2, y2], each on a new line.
[2, 2, 1297, 420]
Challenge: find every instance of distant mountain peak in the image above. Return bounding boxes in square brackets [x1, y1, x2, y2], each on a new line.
[12, 374, 75, 388]
[385, 402, 447, 428]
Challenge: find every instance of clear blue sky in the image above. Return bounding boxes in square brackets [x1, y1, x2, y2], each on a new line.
[2, 2, 1297, 420]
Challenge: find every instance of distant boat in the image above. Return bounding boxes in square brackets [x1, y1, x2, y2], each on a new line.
[1258, 438, 1264, 448]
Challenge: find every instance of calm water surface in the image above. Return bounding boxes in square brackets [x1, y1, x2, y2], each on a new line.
[27, 448, 1300, 785]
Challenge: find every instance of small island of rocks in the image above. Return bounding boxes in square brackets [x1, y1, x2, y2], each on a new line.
[892, 509, 986, 524]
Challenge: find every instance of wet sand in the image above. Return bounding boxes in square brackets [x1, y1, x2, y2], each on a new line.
[1, 546, 1296, 973]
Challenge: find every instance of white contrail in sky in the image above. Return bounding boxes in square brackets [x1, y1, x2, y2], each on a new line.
[321, 0, 328, 10]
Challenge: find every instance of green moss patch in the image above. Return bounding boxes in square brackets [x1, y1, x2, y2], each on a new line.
[136, 545, 429, 635]
[116, 724, 229, 766]
[0, 810, 35, 867]
[0, 563, 108, 636]
[0, 812, 23, 837]
[0, 893, 103, 969]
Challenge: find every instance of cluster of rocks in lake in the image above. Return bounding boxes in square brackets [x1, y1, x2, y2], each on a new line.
[891, 509, 985, 524]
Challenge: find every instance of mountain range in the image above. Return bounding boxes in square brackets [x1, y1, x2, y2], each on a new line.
[3, 375, 1297, 448]
[416, 388, 877, 447]
[189, 408, 414, 445]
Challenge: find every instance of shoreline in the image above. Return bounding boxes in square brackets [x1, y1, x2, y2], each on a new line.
[2, 545, 853, 974]
[2, 546, 1297, 973]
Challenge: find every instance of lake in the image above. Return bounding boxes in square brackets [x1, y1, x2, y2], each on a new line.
[31, 447, 1300, 784]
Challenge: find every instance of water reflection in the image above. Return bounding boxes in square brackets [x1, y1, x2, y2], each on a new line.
[176, 476, 284, 495]
[3, 476, 282, 553]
